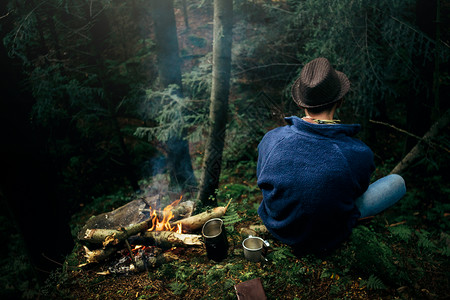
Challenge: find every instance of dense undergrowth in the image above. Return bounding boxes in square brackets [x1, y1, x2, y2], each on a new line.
[1, 150, 449, 299]
[28, 156, 448, 300]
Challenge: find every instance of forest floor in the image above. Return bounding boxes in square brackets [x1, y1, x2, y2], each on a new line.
[51, 164, 450, 300]
[39, 3, 450, 299]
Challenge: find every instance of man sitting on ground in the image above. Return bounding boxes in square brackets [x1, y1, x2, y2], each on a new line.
[256, 57, 406, 256]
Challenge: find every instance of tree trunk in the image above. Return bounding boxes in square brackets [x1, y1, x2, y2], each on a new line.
[150, 0, 196, 188]
[198, 0, 233, 205]
[182, 0, 189, 30]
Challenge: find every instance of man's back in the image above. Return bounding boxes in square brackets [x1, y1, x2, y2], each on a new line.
[257, 116, 375, 253]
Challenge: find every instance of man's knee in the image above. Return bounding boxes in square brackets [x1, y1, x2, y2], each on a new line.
[388, 174, 406, 196]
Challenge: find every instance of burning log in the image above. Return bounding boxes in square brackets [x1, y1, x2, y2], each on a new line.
[149, 200, 195, 222]
[128, 231, 203, 249]
[170, 199, 232, 233]
[77, 198, 231, 269]
[77, 196, 195, 246]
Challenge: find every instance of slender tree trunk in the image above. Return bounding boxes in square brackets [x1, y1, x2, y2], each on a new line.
[182, 0, 189, 30]
[150, 0, 196, 188]
[198, 0, 233, 205]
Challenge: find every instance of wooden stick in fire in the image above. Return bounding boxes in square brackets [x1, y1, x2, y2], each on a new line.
[80, 245, 121, 265]
[170, 198, 232, 233]
[129, 231, 203, 249]
[79, 218, 152, 245]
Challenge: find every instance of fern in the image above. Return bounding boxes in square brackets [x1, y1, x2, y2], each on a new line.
[268, 246, 295, 262]
[440, 246, 450, 257]
[417, 230, 436, 252]
[169, 281, 188, 295]
[362, 274, 386, 290]
[389, 225, 412, 242]
[222, 204, 242, 232]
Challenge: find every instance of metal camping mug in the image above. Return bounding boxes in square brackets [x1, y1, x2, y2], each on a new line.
[242, 235, 270, 262]
[202, 218, 229, 262]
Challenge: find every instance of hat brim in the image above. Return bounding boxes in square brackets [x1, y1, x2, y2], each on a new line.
[292, 70, 350, 109]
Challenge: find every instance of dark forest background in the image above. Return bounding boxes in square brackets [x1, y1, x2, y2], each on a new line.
[0, 0, 449, 298]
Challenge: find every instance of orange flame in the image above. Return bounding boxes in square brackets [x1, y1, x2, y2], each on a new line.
[148, 195, 183, 233]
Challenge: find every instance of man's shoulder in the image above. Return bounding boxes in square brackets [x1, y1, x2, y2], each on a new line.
[263, 122, 297, 138]
[260, 125, 295, 147]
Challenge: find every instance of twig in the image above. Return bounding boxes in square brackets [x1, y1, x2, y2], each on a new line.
[369, 119, 450, 154]
[14, 0, 49, 42]
[0, 11, 10, 19]
[385, 221, 407, 227]
[41, 252, 64, 266]
[224, 198, 232, 212]
[124, 239, 136, 266]
[232, 63, 301, 76]
[390, 16, 450, 50]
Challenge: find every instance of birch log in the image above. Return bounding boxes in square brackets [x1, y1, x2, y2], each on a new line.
[81, 245, 121, 265]
[171, 199, 231, 232]
[78, 218, 151, 245]
[129, 231, 203, 249]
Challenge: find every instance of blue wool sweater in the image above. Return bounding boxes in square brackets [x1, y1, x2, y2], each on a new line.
[257, 116, 375, 253]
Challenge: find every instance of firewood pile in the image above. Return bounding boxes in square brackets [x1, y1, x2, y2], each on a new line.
[76, 192, 231, 274]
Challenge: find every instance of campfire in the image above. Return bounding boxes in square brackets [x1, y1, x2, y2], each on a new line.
[148, 195, 183, 233]
[77, 193, 231, 274]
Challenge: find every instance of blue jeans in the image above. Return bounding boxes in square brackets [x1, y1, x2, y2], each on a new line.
[355, 174, 406, 218]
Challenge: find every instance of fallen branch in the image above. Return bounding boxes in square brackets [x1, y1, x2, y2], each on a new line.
[390, 109, 450, 175]
[369, 119, 450, 154]
[171, 199, 232, 232]
[385, 221, 407, 227]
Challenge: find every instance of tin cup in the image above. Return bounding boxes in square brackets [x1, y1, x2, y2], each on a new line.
[202, 218, 229, 262]
[242, 235, 270, 262]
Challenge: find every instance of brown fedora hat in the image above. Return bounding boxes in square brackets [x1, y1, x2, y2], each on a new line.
[291, 57, 350, 108]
